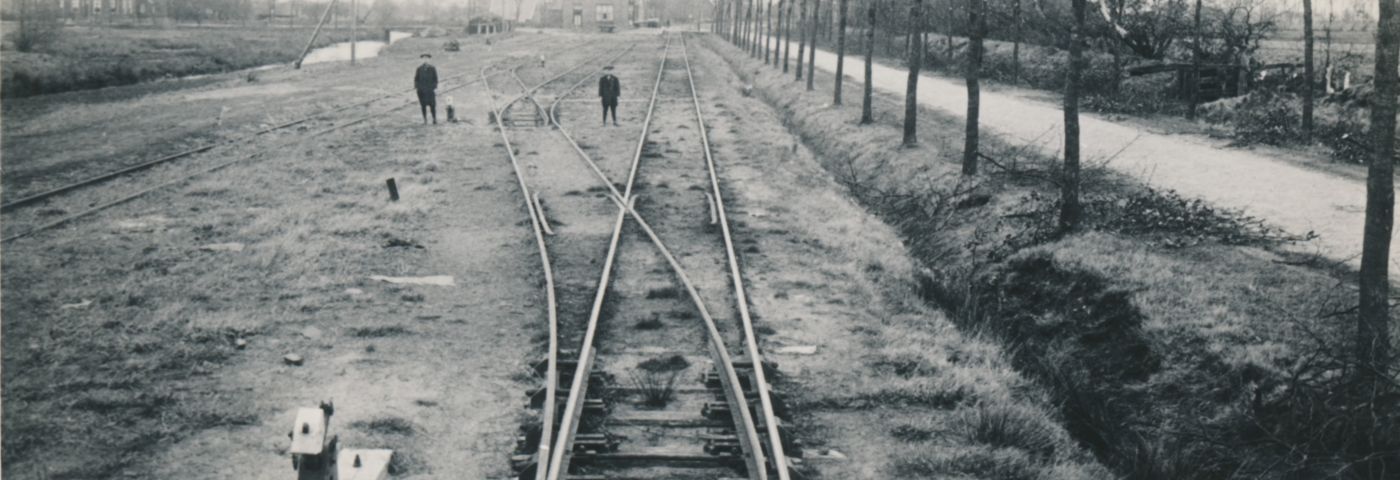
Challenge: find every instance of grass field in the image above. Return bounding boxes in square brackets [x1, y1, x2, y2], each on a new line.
[0, 24, 381, 97]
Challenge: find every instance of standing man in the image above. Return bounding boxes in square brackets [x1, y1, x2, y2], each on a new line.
[415, 54, 439, 125]
[599, 65, 621, 126]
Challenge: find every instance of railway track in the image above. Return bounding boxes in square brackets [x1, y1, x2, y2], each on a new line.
[0, 36, 605, 244]
[484, 34, 798, 480]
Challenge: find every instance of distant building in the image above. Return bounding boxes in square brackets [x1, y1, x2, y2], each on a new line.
[52, 0, 165, 19]
[534, 0, 621, 29]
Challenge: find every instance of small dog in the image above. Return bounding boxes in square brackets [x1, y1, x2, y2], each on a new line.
[445, 96, 457, 123]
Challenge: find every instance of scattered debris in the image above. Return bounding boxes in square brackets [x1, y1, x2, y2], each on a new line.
[113, 216, 172, 232]
[235, 338, 249, 349]
[199, 242, 246, 252]
[809, 449, 847, 460]
[382, 237, 424, 249]
[773, 345, 818, 355]
[284, 354, 305, 366]
[369, 275, 455, 286]
[345, 288, 365, 296]
[59, 299, 93, 310]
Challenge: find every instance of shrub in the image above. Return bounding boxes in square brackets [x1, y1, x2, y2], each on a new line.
[629, 369, 681, 408]
[949, 403, 1065, 460]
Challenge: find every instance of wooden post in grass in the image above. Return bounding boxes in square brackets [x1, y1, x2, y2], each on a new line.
[294, 0, 339, 69]
[386, 178, 399, 201]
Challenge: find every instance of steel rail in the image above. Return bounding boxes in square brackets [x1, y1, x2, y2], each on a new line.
[479, 64, 562, 480]
[471, 43, 628, 480]
[0, 33, 549, 214]
[0, 42, 593, 245]
[504, 44, 639, 480]
[681, 33, 792, 480]
[500, 41, 621, 126]
[540, 35, 771, 480]
[537, 38, 686, 480]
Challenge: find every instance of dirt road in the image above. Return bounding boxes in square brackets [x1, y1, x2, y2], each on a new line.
[767, 36, 1390, 267]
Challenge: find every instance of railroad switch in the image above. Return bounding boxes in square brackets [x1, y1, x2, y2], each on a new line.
[289, 402, 338, 480]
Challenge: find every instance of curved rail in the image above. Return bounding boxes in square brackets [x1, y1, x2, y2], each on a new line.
[538, 35, 773, 480]
[682, 33, 791, 480]
[0, 33, 546, 214]
[537, 38, 697, 480]
[477, 43, 631, 480]
[480, 64, 562, 480]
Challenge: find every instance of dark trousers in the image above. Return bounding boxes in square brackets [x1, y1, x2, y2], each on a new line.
[601, 97, 618, 124]
[417, 90, 437, 123]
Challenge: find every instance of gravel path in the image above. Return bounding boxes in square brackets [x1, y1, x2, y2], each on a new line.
[768, 36, 1390, 267]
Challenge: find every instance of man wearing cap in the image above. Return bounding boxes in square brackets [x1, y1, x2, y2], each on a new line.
[598, 65, 621, 126]
[414, 54, 439, 125]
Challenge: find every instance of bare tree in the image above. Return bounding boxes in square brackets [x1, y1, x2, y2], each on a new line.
[785, 0, 794, 72]
[807, 0, 817, 90]
[1189, 0, 1202, 119]
[835, 0, 849, 104]
[963, 0, 984, 174]
[1303, 0, 1315, 142]
[1012, 0, 1021, 83]
[1060, 0, 1085, 230]
[903, 0, 923, 146]
[862, 0, 877, 124]
[766, 0, 774, 63]
[777, 0, 787, 66]
[1359, 0, 1398, 400]
[798, 0, 808, 80]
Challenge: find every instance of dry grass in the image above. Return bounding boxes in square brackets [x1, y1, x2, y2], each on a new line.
[692, 36, 1111, 479]
[705, 33, 1398, 479]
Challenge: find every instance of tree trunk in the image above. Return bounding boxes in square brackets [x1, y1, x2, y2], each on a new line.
[776, 0, 786, 66]
[1188, 0, 1202, 119]
[1012, 0, 1021, 83]
[834, 0, 848, 104]
[784, 0, 793, 72]
[749, 0, 758, 55]
[807, 0, 817, 91]
[861, 0, 875, 124]
[1303, 0, 1315, 142]
[797, 0, 807, 80]
[902, 0, 922, 145]
[1060, 0, 1085, 230]
[963, 0, 983, 175]
[767, 0, 778, 62]
[1358, 0, 1398, 410]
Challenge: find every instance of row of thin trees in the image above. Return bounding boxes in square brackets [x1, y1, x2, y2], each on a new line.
[712, 0, 1400, 454]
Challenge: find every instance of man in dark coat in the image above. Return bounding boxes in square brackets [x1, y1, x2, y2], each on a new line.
[414, 54, 439, 125]
[598, 66, 621, 126]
